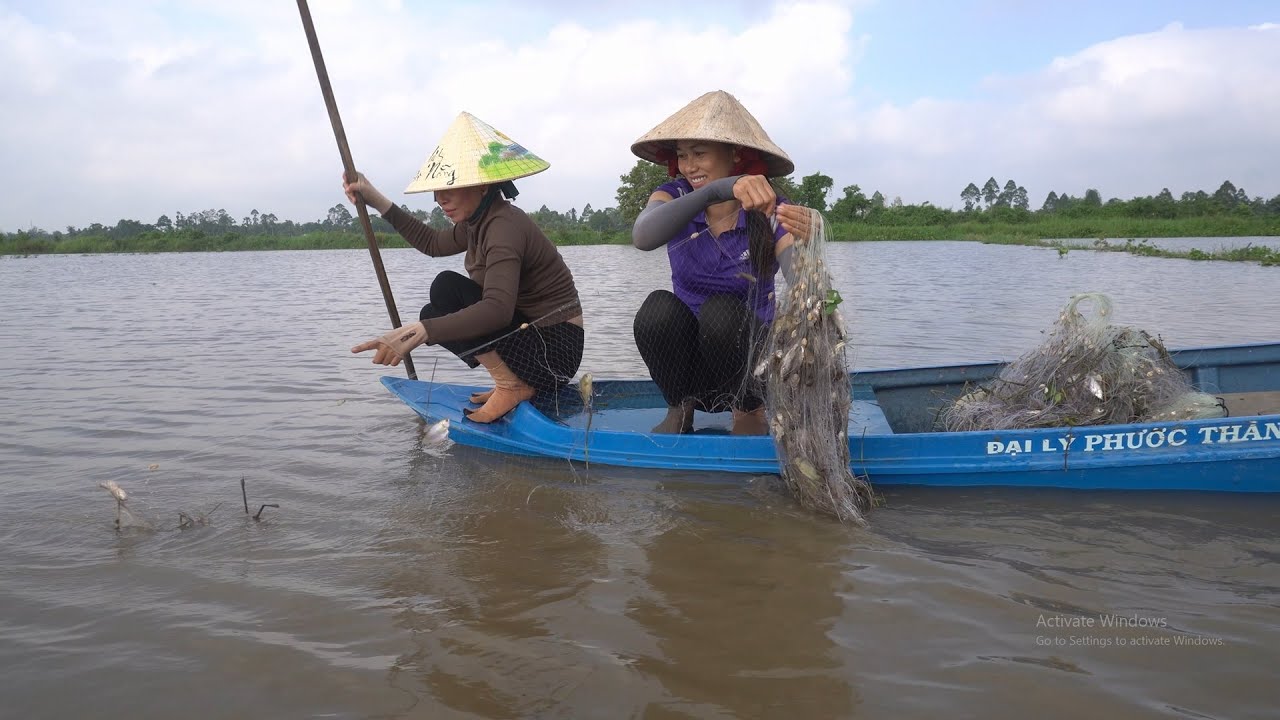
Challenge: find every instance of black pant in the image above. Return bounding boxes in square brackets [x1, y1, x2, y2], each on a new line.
[420, 271, 583, 394]
[633, 290, 765, 413]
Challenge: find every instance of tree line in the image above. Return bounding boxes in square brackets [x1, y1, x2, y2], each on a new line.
[3, 164, 1278, 254]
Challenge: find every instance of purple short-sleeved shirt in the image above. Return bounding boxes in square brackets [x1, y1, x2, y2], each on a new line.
[656, 178, 788, 322]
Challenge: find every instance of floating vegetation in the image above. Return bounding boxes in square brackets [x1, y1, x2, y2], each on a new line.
[991, 237, 1280, 266]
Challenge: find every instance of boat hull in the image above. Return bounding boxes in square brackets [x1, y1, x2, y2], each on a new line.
[379, 342, 1280, 492]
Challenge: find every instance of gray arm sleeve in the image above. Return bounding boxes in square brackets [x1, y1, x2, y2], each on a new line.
[631, 176, 740, 251]
[777, 243, 799, 286]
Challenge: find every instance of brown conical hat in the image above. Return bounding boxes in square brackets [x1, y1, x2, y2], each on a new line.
[404, 112, 550, 194]
[630, 90, 794, 177]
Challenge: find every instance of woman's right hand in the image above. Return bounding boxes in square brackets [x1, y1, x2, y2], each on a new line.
[732, 175, 777, 217]
[342, 172, 392, 214]
[351, 321, 428, 366]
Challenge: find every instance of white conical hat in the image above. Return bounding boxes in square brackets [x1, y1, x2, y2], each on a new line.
[630, 90, 794, 177]
[404, 112, 550, 194]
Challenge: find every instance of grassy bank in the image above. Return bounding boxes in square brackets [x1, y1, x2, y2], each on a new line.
[827, 215, 1279, 242]
[3, 216, 1275, 262]
[0, 228, 633, 256]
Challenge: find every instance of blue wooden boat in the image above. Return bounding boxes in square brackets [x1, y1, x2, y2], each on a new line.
[380, 342, 1280, 492]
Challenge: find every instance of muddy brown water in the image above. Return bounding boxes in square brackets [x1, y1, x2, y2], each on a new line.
[2, 241, 1277, 718]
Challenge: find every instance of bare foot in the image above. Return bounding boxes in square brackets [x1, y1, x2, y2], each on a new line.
[652, 402, 695, 434]
[463, 384, 535, 423]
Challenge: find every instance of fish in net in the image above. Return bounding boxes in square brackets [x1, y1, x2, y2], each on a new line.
[759, 208, 874, 524]
[941, 292, 1226, 431]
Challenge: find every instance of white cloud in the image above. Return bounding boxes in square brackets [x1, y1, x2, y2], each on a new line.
[0, 2, 1277, 232]
[825, 22, 1280, 207]
[0, 1, 859, 229]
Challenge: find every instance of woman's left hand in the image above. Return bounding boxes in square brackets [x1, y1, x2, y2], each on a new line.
[351, 321, 428, 366]
[776, 203, 817, 243]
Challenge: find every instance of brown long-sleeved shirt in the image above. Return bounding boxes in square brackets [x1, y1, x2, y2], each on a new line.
[383, 201, 581, 344]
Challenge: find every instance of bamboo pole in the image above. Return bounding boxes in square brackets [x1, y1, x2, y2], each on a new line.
[296, 0, 417, 379]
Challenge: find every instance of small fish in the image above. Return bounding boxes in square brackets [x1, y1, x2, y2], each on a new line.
[779, 345, 801, 375]
[99, 480, 127, 502]
[770, 417, 786, 440]
[578, 373, 594, 407]
[1087, 374, 1104, 400]
[424, 418, 451, 445]
[147, 463, 159, 471]
[795, 459, 821, 482]
[753, 355, 772, 379]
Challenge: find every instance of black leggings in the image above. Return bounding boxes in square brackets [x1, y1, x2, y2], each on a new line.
[420, 271, 584, 394]
[633, 290, 766, 413]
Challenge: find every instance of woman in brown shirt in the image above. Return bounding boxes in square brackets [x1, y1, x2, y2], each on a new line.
[347, 112, 583, 423]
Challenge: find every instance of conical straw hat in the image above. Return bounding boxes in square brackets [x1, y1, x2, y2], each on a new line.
[404, 112, 550, 194]
[630, 90, 794, 177]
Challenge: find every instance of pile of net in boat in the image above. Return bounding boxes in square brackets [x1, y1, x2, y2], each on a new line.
[759, 208, 874, 524]
[940, 292, 1226, 431]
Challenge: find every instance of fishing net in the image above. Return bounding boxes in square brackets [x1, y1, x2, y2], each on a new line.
[627, 185, 873, 522]
[760, 209, 874, 524]
[941, 292, 1226, 431]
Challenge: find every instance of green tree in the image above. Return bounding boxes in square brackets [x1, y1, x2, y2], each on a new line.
[981, 177, 1000, 208]
[1040, 191, 1059, 212]
[1083, 188, 1102, 207]
[830, 184, 870, 220]
[960, 182, 981, 212]
[1213, 180, 1240, 209]
[155, 214, 173, 232]
[326, 204, 353, 228]
[587, 206, 622, 232]
[995, 179, 1017, 208]
[1013, 185, 1029, 211]
[615, 160, 671, 222]
[794, 172, 834, 212]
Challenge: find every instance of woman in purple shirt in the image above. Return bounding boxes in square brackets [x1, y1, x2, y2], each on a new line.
[630, 90, 813, 435]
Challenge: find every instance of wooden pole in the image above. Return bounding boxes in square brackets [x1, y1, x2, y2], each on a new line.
[296, 0, 417, 379]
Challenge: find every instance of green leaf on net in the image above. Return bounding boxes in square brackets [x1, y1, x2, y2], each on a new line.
[822, 288, 843, 316]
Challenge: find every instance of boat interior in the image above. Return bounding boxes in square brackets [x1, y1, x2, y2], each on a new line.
[541, 342, 1280, 436]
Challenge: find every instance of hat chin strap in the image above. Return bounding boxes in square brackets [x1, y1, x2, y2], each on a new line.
[466, 182, 519, 223]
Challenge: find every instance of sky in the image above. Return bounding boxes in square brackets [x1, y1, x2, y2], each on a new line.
[1, 0, 1277, 232]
